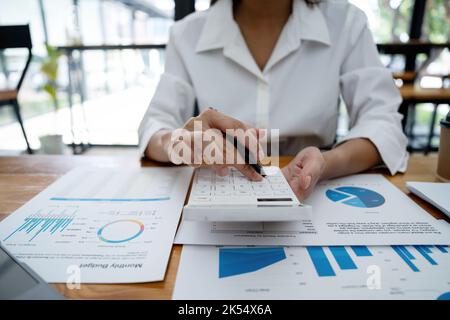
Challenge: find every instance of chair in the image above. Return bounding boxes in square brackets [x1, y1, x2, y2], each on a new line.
[0, 25, 33, 154]
[392, 71, 417, 84]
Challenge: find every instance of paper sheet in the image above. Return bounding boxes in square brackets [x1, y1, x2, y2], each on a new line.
[173, 245, 450, 300]
[406, 181, 450, 216]
[175, 174, 450, 246]
[0, 166, 193, 283]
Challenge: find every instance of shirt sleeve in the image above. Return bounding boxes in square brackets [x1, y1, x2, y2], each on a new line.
[337, 10, 409, 175]
[138, 25, 196, 156]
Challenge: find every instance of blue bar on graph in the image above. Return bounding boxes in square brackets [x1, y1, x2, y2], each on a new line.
[219, 247, 286, 278]
[50, 219, 65, 234]
[392, 245, 419, 272]
[3, 216, 74, 242]
[422, 246, 432, 253]
[351, 246, 372, 257]
[18, 219, 32, 231]
[41, 219, 55, 233]
[26, 219, 42, 233]
[30, 225, 46, 241]
[436, 245, 448, 253]
[307, 247, 336, 277]
[329, 246, 357, 270]
[61, 218, 73, 231]
[414, 245, 437, 265]
[398, 245, 415, 260]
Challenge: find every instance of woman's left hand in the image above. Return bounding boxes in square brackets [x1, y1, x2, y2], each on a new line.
[281, 146, 326, 201]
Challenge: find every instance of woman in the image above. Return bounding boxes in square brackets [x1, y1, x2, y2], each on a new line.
[139, 0, 408, 200]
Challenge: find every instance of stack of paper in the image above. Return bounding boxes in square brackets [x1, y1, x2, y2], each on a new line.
[173, 174, 450, 300]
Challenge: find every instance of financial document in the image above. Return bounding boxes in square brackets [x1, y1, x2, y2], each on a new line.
[173, 245, 450, 300]
[0, 166, 193, 283]
[175, 174, 450, 246]
[406, 181, 450, 217]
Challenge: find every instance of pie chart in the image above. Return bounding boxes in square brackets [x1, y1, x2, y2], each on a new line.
[326, 186, 385, 208]
[437, 292, 450, 300]
[97, 219, 144, 243]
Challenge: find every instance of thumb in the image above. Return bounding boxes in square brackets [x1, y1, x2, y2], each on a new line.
[299, 174, 312, 190]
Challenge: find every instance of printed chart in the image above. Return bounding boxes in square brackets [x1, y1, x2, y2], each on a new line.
[97, 219, 145, 244]
[326, 187, 385, 208]
[0, 166, 194, 283]
[175, 174, 450, 246]
[2, 207, 157, 247]
[218, 245, 449, 278]
[2, 206, 77, 242]
[174, 244, 450, 299]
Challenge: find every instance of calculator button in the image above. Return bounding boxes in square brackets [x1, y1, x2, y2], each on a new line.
[189, 167, 298, 206]
[271, 183, 288, 190]
[193, 189, 211, 196]
[236, 189, 252, 195]
[191, 196, 210, 202]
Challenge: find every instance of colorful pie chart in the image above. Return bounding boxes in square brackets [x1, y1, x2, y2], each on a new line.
[97, 219, 144, 243]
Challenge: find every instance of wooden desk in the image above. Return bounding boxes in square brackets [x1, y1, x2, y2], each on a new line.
[0, 154, 448, 299]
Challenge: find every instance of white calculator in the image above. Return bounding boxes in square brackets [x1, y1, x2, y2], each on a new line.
[183, 166, 312, 222]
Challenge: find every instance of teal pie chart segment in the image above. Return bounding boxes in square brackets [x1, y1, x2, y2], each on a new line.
[325, 189, 350, 202]
[342, 196, 367, 208]
[326, 187, 385, 208]
[437, 292, 450, 300]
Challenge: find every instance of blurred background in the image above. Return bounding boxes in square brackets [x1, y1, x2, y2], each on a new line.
[0, 0, 449, 156]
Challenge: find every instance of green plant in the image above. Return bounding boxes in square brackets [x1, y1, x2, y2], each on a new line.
[40, 44, 62, 111]
[368, 0, 449, 42]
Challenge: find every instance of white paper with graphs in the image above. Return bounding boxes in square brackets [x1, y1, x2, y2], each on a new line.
[0, 166, 193, 283]
[175, 174, 450, 246]
[173, 244, 450, 300]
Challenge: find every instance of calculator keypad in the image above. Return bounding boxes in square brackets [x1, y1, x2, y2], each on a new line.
[189, 167, 298, 205]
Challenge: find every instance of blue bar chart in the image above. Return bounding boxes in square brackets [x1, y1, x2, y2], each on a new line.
[391, 245, 448, 272]
[174, 244, 450, 299]
[306, 245, 449, 277]
[217, 245, 450, 283]
[307, 246, 372, 277]
[3, 215, 74, 242]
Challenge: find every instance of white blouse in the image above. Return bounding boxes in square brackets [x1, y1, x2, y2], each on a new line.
[138, 0, 408, 174]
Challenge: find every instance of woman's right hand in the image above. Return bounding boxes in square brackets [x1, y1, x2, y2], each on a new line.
[163, 108, 265, 181]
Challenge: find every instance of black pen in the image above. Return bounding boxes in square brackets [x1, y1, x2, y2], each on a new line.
[223, 133, 264, 176]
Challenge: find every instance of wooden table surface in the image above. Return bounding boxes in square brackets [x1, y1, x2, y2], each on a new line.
[0, 154, 448, 300]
